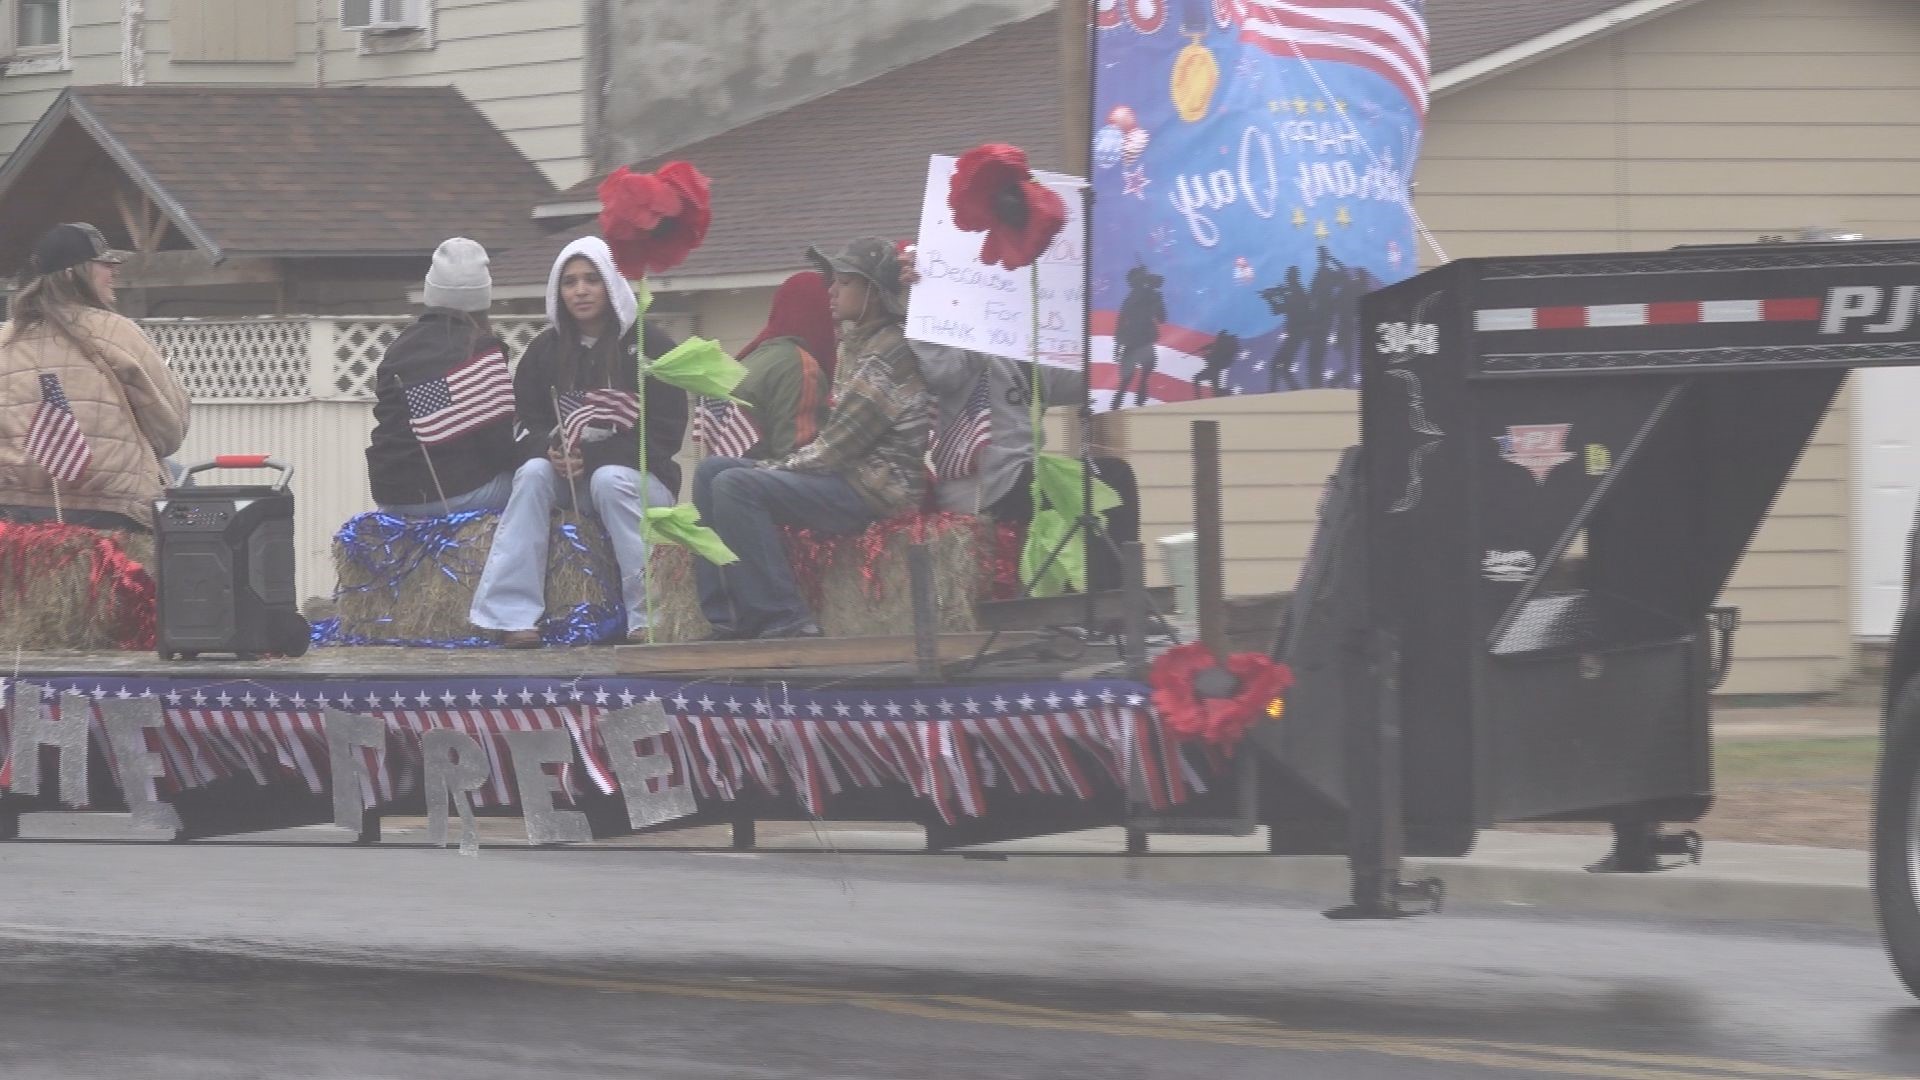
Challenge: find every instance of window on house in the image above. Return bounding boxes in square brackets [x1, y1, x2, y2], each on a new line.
[173, 0, 297, 64]
[15, 0, 62, 50]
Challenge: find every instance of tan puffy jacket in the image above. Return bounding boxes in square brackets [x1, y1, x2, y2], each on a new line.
[0, 306, 189, 528]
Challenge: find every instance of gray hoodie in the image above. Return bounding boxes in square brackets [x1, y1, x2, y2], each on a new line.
[914, 341, 1082, 514]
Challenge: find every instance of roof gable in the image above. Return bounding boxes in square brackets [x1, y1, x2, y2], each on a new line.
[0, 85, 554, 270]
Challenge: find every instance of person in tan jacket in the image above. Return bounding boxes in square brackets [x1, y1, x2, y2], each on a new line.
[0, 223, 189, 531]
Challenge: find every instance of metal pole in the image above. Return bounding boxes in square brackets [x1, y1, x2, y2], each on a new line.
[1120, 540, 1149, 679]
[1192, 420, 1228, 660]
[908, 544, 942, 682]
[1064, 0, 1103, 628]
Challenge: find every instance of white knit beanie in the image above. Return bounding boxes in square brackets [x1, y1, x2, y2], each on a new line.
[423, 237, 492, 312]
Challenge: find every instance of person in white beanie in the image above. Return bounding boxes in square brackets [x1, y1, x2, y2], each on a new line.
[364, 237, 520, 515]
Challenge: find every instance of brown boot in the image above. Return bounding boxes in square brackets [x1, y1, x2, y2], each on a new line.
[499, 629, 543, 649]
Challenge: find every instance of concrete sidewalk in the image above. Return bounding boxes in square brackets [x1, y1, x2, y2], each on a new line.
[12, 815, 1879, 933]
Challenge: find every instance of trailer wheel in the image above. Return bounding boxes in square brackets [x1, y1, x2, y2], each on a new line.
[1873, 676, 1920, 998]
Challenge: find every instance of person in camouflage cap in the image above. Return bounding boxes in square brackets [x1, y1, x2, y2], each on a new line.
[690, 235, 932, 640]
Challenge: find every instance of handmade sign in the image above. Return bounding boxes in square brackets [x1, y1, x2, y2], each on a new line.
[1089, 0, 1428, 409]
[907, 154, 1087, 368]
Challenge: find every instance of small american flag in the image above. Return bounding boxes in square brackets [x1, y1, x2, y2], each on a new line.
[557, 388, 641, 452]
[402, 347, 514, 446]
[27, 372, 92, 482]
[929, 371, 992, 480]
[693, 396, 761, 458]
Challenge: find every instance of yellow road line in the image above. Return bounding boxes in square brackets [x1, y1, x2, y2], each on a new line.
[493, 970, 1911, 1080]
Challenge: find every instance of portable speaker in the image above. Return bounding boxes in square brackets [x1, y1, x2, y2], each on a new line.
[154, 456, 309, 660]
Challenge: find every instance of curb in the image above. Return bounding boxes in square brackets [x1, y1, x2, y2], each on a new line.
[882, 851, 1879, 932]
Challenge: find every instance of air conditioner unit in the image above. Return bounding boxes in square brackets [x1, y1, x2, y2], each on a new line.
[340, 0, 422, 33]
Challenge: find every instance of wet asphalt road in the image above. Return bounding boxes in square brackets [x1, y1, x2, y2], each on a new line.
[0, 845, 1917, 1079]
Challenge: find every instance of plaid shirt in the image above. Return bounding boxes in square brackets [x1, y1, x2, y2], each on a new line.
[771, 321, 930, 515]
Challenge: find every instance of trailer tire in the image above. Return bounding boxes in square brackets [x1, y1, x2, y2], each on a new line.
[1873, 676, 1920, 998]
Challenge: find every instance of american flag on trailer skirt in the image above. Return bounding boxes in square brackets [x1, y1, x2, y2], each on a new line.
[0, 676, 1207, 826]
[402, 347, 514, 445]
[557, 388, 641, 453]
[693, 395, 760, 458]
[929, 371, 991, 480]
[26, 372, 92, 482]
[1240, 0, 1430, 115]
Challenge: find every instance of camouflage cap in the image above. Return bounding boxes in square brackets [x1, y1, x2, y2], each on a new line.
[30, 222, 128, 276]
[805, 236, 906, 318]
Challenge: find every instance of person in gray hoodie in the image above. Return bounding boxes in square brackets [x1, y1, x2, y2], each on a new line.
[904, 251, 1139, 590]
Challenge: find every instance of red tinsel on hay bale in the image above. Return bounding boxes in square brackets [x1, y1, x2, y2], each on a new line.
[0, 521, 157, 651]
[644, 513, 1021, 642]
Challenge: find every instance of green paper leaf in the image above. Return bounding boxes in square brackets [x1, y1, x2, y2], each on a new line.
[644, 336, 747, 401]
[1020, 509, 1080, 597]
[1032, 452, 1121, 521]
[643, 505, 738, 565]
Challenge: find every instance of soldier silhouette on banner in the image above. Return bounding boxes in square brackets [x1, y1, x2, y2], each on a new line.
[1261, 264, 1320, 392]
[1193, 330, 1240, 399]
[1110, 264, 1167, 410]
[1262, 246, 1380, 392]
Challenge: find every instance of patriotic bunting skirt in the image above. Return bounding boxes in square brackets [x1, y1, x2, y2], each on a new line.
[0, 675, 1211, 825]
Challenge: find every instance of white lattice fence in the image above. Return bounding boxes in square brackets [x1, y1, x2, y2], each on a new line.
[144, 316, 552, 403]
[141, 315, 551, 602]
[147, 319, 313, 402]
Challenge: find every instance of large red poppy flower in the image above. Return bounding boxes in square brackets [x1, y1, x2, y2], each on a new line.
[947, 143, 1067, 272]
[1148, 642, 1294, 750]
[597, 160, 712, 278]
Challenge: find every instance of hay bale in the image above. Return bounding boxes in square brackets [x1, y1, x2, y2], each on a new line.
[642, 514, 992, 641]
[812, 518, 986, 638]
[329, 512, 620, 644]
[0, 525, 156, 652]
[643, 543, 708, 643]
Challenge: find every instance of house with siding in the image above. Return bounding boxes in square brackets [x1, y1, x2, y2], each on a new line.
[504, 0, 1920, 696]
[1, 0, 1915, 695]
[0, 0, 592, 186]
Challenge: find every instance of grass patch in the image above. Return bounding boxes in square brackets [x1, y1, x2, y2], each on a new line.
[1713, 737, 1878, 784]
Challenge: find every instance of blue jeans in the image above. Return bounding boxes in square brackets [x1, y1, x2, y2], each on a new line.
[375, 470, 514, 517]
[692, 457, 875, 635]
[470, 457, 672, 633]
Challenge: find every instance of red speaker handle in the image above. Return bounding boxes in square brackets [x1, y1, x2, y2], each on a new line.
[214, 454, 271, 468]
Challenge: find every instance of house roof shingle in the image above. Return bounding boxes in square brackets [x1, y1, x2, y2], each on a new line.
[1427, 0, 1633, 74]
[0, 85, 554, 266]
[494, 11, 1068, 288]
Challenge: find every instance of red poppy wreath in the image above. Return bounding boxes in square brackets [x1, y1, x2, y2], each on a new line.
[1148, 642, 1294, 750]
[598, 160, 713, 279]
[947, 143, 1068, 272]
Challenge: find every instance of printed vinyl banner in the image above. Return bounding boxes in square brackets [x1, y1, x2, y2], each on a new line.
[1089, 0, 1427, 411]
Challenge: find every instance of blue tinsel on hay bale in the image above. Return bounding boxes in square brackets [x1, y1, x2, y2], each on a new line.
[317, 509, 622, 648]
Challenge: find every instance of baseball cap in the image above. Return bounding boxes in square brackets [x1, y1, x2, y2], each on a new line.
[805, 236, 906, 317]
[30, 223, 128, 277]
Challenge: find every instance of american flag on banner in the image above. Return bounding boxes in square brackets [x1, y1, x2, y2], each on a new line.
[27, 372, 92, 482]
[557, 388, 640, 453]
[692, 396, 760, 458]
[401, 347, 514, 446]
[1240, 0, 1430, 115]
[929, 371, 992, 480]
